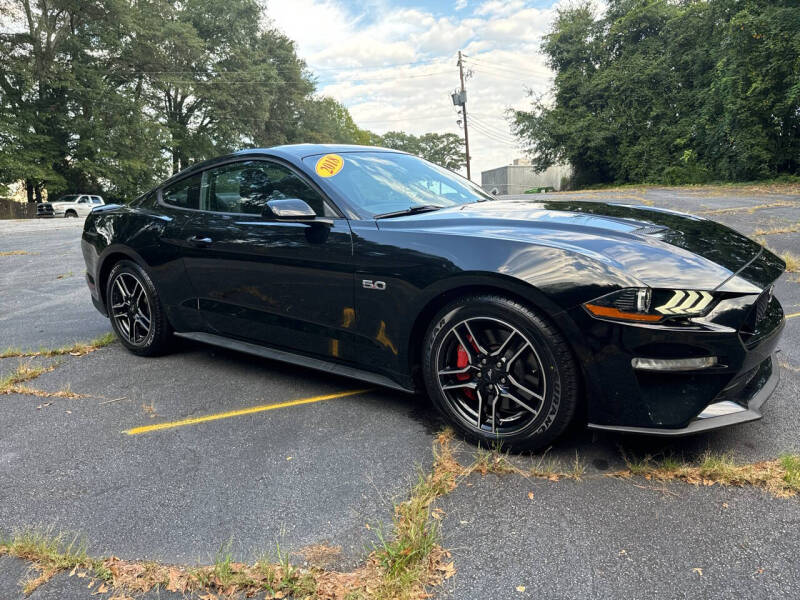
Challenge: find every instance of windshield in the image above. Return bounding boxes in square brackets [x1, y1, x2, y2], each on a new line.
[304, 151, 491, 218]
[56, 195, 79, 202]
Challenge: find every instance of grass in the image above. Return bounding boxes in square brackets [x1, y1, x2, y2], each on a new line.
[617, 451, 800, 498]
[0, 361, 56, 394]
[0, 361, 87, 398]
[567, 176, 800, 193]
[700, 201, 798, 217]
[470, 443, 586, 481]
[777, 250, 800, 273]
[752, 222, 800, 236]
[0, 530, 96, 593]
[369, 429, 459, 599]
[0, 332, 115, 359]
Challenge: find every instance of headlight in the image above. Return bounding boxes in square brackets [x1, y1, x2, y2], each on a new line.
[584, 288, 715, 323]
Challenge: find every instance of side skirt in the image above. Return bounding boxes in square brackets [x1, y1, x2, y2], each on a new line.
[173, 331, 415, 394]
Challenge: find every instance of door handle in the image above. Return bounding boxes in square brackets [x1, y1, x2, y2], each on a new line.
[187, 235, 212, 245]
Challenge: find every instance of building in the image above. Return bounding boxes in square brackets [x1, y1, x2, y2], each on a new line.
[481, 159, 571, 195]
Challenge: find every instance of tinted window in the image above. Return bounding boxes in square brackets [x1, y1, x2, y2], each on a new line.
[205, 160, 333, 216]
[78, 196, 89, 204]
[131, 191, 156, 208]
[91, 196, 102, 204]
[58, 195, 79, 203]
[162, 174, 202, 209]
[302, 152, 490, 217]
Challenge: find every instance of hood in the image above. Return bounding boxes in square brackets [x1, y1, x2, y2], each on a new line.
[377, 199, 770, 290]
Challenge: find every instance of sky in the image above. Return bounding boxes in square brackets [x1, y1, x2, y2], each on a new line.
[266, 0, 575, 179]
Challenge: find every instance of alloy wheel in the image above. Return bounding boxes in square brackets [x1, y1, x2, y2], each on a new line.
[109, 272, 152, 345]
[435, 316, 547, 435]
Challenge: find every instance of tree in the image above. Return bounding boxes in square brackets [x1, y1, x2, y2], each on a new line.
[513, 0, 800, 186]
[0, 0, 168, 202]
[377, 131, 465, 170]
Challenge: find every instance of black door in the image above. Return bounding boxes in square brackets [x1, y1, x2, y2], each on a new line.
[180, 159, 356, 359]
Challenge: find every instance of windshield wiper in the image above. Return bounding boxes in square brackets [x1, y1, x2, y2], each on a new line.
[373, 205, 442, 219]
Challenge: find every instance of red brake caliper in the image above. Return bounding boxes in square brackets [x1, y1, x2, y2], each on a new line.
[456, 338, 476, 400]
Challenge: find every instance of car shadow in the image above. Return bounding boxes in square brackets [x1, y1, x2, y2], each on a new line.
[170, 336, 796, 474]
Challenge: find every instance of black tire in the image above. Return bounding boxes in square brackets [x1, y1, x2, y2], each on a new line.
[65, 210, 77, 218]
[105, 260, 172, 356]
[422, 295, 579, 450]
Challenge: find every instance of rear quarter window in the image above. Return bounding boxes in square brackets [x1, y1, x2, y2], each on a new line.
[130, 191, 156, 208]
[162, 174, 202, 209]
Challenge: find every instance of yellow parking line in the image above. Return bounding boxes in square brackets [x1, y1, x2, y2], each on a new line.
[787, 311, 800, 320]
[124, 389, 371, 435]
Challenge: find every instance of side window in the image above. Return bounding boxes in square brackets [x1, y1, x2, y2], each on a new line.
[77, 196, 89, 204]
[91, 196, 102, 204]
[162, 174, 202, 209]
[131, 191, 156, 208]
[205, 160, 334, 216]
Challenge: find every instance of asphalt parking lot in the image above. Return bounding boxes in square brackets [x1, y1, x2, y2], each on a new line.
[1, 186, 799, 599]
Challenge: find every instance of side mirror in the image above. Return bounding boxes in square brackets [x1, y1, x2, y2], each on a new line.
[263, 198, 316, 221]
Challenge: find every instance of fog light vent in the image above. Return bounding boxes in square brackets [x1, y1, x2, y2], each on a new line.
[631, 356, 718, 371]
[697, 400, 747, 419]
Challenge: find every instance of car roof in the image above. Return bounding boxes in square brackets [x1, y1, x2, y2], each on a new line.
[160, 144, 405, 188]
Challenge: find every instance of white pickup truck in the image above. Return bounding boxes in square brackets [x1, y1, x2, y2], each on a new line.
[37, 194, 105, 218]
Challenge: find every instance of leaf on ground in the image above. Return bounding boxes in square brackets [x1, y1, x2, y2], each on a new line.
[516, 585, 526, 592]
[527, 492, 534, 500]
[693, 568, 703, 576]
[166, 567, 185, 592]
[437, 561, 456, 579]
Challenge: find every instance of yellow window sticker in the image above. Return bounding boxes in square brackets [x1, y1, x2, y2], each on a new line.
[315, 154, 344, 177]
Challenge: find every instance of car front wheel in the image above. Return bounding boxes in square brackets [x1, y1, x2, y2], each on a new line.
[106, 260, 171, 356]
[422, 295, 579, 450]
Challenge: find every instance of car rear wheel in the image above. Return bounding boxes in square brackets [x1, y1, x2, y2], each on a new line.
[106, 260, 171, 356]
[422, 295, 579, 450]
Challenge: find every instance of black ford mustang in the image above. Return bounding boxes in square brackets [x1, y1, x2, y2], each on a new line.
[81, 145, 786, 449]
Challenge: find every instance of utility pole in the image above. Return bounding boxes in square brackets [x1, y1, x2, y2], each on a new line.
[455, 50, 471, 180]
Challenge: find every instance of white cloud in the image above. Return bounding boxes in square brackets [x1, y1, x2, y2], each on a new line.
[267, 0, 569, 178]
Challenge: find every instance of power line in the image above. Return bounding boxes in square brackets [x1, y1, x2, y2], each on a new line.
[468, 116, 518, 142]
[469, 116, 518, 143]
[464, 57, 546, 80]
[469, 121, 519, 146]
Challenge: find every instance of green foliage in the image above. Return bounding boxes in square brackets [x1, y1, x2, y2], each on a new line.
[0, 0, 388, 202]
[513, 0, 800, 187]
[377, 131, 466, 170]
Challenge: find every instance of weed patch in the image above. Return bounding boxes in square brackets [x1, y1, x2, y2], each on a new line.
[699, 201, 798, 216]
[777, 251, 800, 273]
[752, 222, 800, 236]
[0, 361, 56, 394]
[0, 332, 115, 359]
[615, 452, 800, 498]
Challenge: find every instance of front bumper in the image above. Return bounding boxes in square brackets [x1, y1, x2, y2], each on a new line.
[587, 352, 779, 436]
[570, 287, 785, 432]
